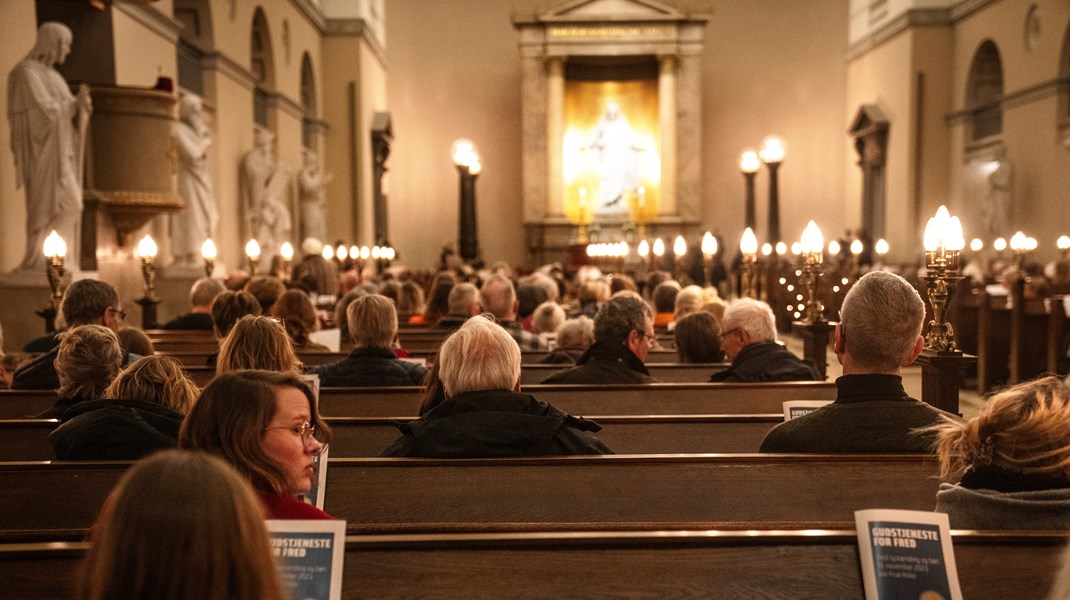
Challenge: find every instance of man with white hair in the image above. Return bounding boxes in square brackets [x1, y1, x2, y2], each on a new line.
[436, 282, 482, 329]
[760, 271, 958, 453]
[380, 316, 611, 457]
[710, 298, 820, 383]
[161, 277, 224, 330]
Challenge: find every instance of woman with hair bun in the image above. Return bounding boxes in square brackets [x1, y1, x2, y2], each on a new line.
[928, 375, 1070, 529]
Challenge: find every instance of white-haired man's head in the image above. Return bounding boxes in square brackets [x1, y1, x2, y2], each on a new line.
[438, 316, 521, 397]
[720, 298, 777, 360]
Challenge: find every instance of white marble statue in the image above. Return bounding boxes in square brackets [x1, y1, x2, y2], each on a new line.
[241, 127, 291, 265]
[171, 94, 218, 266]
[7, 22, 91, 272]
[586, 101, 641, 216]
[298, 149, 333, 242]
[984, 144, 1014, 238]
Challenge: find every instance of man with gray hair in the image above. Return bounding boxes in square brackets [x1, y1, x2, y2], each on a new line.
[315, 294, 427, 387]
[380, 316, 610, 457]
[161, 277, 224, 330]
[12, 279, 130, 389]
[436, 282, 482, 329]
[480, 274, 547, 350]
[760, 271, 958, 453]
[710, 298, 820, 383]
[541, 295, 657, 384]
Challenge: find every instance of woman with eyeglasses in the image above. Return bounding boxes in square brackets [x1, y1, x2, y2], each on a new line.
[179, 370, 334, 519]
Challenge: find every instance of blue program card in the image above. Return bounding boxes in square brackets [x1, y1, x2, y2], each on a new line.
[267, 519, 346, 600]
[855, 509, 962, 600]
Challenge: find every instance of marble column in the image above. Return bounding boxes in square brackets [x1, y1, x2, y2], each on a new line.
[658, 55, 677, 216]
[547, 58, 565, 217]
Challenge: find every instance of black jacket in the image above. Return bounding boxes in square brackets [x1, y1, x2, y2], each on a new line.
[315, 347, 428, 387]
[160, 312, 214, 330]
[709, 341, 821, 383]
[48, 398, 183, 460]
[380, 389, 612, 457]
[539, 341, 656, 384]
[10, 348, 61, 391]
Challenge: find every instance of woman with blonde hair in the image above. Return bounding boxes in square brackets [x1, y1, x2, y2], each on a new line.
[36, 324, 124, 419]
[929, 375, 1070, 529]
[216, 314, 301, 375]
[50, 355, 198, 459]
[78, 450, 286, 600]
[180, 370, 333, 519]
[270, 289, 330, 352]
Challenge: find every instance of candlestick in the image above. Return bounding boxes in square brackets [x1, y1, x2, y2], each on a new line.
[922, 205, 965, 353]
[279, 241, 294, 281]
[38, 230, 67, 332]
[136, 234, 159, 299]
[739, 227, 758, 298]
[798, 221, 825, 323]
[245, 239, 261, 276]
[201, 239, 217, 279]
[701, 231, 717, 287]
[673, 235, 687, 281]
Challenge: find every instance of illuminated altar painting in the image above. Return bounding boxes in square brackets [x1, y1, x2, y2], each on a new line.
[563, 80, 660, 225]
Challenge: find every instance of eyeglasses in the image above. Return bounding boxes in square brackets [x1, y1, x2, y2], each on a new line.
[108, 307, 126, 321]
[265, 421, 318, 445]
[720, 327, 743, 339]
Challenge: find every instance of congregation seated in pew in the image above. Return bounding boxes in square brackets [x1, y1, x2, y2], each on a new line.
[381, 316, 611, 457]
[538, 315, 593, 365]
[540, 295, 657, 384]
[760, 271, 958, 453]
[36, 325, 123, 420]
[710, 298, 820, 383]
[50, 355, 198, 460]
[159, 277, 223, 330]
[929, 375, 1070, 529]
[315, 294, 427, 387]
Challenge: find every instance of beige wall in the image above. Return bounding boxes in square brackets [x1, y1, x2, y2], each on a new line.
[0, 4, 38, 273]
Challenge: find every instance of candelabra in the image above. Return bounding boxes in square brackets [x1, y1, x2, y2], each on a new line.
[245, 239, 261, 276]
[701, 231, 717, 287]
[673, 235, 687, 282]
[279, 241, 294, 282]
[739, 227, 758, 298]
[201, 239, 217, 279]
[922, 206, 965, 353]
[136, 234, 160, 329]
[798, 221, 825, 323]
[38, 230, 67, 333]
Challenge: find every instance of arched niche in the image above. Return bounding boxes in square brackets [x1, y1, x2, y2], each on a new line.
[965, 40, 1003, 144]
[174, 0, 214, 97]
[251, 7, 275, 129]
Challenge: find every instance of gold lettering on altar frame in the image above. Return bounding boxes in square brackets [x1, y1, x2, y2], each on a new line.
[562, 80, 660, 225]
[548, 26, 673, 39]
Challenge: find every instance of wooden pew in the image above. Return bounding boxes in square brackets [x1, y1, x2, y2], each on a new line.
[518, 362, 728, 384]
[161, 350, 349, 367]
[317, 381, 837, 417]
[976, 290, 1011, 393]
[0, 381, 836, 420]
[0, 454, 937, 537]
[0, 414, 784, 461]
[3, 530, 1065, 599]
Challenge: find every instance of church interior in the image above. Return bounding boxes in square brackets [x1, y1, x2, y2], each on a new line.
[3, 0, 1070, 596]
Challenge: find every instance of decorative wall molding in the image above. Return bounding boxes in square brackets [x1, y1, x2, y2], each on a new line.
[325, 18, 387, 67]
[846, 0, 999, 61]
[113, 0, 185, 44]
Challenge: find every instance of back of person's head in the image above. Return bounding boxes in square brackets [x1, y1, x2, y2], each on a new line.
[516, 282, 548, 319]
[210, 291, 262, 337]
[438, 316, 521, 397]
[244, 276, 285, 314]
[61, 279, 119, 327]
[217, 315, 300, 375]
[576, 278, 611, 307]
[104, 355, 199, 414]
[479, 275, 517, 320]
[594, 295, 653, 346]
[190, 277, 225, 309]
[425, 272, 456, 322]
[555, 316, 595, 349]
[448, 282, 481, 315]
[652, 280, 681, 313]
[674, 285, 704, 321]
[608, 274, 638, 295]
[116, 326, 154, 356]
[644, 270, 671, 299]
[333, 288, 369, 343]
[77, 450, 285, 600]
[722, 298, 777, 344]
[378, 279, 401, 304]
[347, 294, 397, 348]
[270, 289, 319, 343]
[701, 297, 728, 326]
[523, 271, 560, 304]
[531, 301, 565, 334]
[839, 271, 925, 372]
[674, 311, 723, 363]
[56, 325, 123, 399]
[180, 370, 329, 494]
[930, 376, 1070, 483]
[397, 280, 426, 316]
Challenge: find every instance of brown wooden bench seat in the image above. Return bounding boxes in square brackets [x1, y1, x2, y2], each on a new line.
[317, 381, 837, 417]
[0, 414, 785, 461]
[0, 454, 938, 538]
[2, 530, 1064, 599]
[518, 362, 729, 384]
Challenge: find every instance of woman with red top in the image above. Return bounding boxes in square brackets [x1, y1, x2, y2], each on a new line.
[179, 370, 334, 520]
